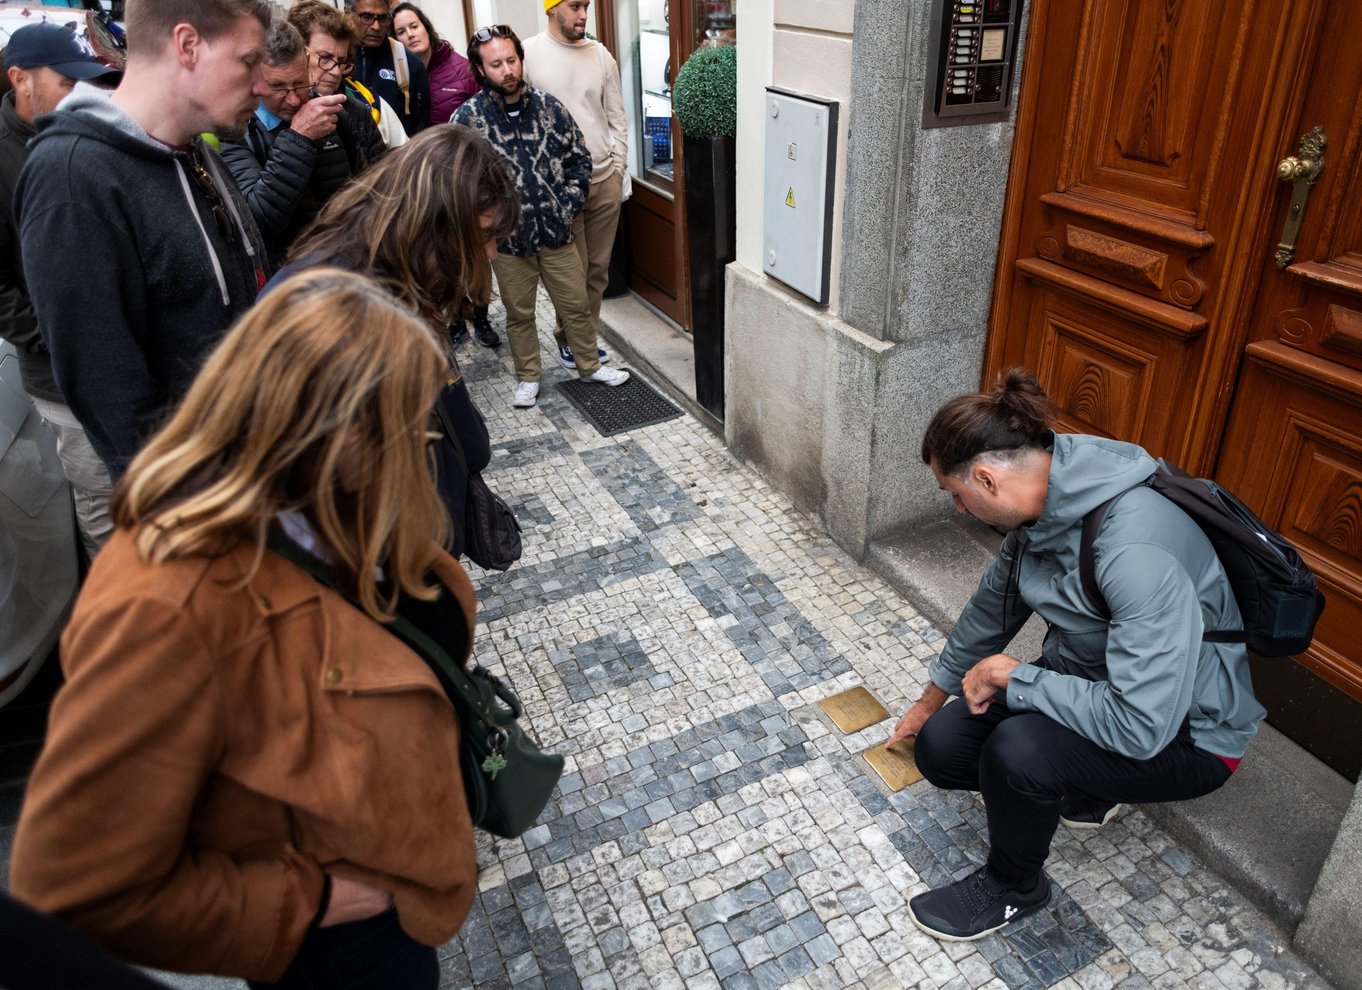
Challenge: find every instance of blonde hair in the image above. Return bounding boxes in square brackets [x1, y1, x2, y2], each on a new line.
[290, 125, 519, 329]
[112, 268, 452, 620]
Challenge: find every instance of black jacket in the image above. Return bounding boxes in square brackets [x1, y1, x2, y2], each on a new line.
[0, 92, 58, 401]
[16, 86, 271, 478]
[220, 112, 362, 268]
[353, 39, 430, 136]
[452, 87, 591, 258]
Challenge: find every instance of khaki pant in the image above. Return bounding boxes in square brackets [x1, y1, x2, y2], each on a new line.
[493, 242, 602, 383]
[554, 169, 624, 346]
[31, 396, 114, 560]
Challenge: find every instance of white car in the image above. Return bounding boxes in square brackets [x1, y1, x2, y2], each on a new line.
[0, 3, 126, 72]
[0, 341, 77, 708]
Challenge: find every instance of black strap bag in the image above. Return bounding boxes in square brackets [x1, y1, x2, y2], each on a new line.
[1080, 460, 1326, 657]
[267, 530, 562, 838]
[432, 390, 522, 571]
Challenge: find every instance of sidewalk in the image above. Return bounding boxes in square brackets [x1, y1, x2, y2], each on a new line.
[3, 296, 1334, 990]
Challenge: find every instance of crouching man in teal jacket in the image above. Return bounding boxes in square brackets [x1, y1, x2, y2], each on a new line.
[887, 368, 1265, 942]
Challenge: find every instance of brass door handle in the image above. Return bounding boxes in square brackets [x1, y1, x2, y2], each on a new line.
[1274, 125, 1326, 269]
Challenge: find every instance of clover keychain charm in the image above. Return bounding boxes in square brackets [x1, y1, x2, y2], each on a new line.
[481, 752, 508, 779]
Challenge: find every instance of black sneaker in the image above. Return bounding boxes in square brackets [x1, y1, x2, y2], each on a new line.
[449, 321, 471, 348]
[908, 868, 1051, 941]
[1060, 799, 1124, 829]
[473, 311, 500, 348]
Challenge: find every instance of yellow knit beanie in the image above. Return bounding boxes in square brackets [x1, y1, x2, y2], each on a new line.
[545, 0, 562, 10]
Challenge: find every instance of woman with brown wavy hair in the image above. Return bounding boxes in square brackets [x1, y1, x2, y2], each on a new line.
[285, 122, 518, 330]
[11, 269, 478, 989]
[282, 123, 520, 562]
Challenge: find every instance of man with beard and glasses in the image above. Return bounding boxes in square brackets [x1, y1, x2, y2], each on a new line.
[885, 369, 1264, 942]
[0, 23, 121, 556]
[15, 0, 273, 480]
[349, 0, 429, 136]
[454, 24, 628, 409]
[523, 0, 627, 371]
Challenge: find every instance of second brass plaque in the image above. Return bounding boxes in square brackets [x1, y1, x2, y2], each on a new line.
[818, 686, 890, 734]
[863, 740, 923, 791]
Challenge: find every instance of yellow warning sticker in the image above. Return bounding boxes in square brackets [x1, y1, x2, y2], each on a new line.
[785, 187, 796, 208]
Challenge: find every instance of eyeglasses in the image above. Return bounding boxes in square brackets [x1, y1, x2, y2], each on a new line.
[187, 153, 237, 246]
[354, 10, 391, 24]
[472, 24, 515, 43]
[307, 48, 354, 73]
[266, 82, 312, 98]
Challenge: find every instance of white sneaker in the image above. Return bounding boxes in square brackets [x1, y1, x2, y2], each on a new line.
[580, 366, 630, 387]
[512, 380, 540, 407]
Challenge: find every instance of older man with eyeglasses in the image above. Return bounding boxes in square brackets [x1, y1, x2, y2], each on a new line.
[350, 0, 429, 136]
[221, 19, 366, 266]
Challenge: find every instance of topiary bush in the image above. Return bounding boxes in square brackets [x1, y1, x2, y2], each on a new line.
[671, 45, 737, 139]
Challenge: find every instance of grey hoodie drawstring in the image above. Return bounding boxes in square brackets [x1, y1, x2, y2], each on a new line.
[173, 159, 230, 305]
[207, 156, 260, 269]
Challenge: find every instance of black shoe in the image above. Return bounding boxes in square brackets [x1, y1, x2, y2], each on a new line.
[449, 321, 471, 348]
[473, 312, 500, 348]
[1059, 799, 1123, 829]
[908, 868, 1051, 941]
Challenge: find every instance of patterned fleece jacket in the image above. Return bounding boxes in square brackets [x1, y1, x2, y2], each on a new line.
[453, 85, 591, 258]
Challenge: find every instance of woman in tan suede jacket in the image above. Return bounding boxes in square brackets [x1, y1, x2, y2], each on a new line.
[11, 270, 479, 989]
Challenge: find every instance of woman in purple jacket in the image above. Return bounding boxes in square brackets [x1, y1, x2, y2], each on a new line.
[392, 4, 478, 125]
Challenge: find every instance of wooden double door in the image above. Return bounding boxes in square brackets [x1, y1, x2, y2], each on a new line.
[987, 0, 1362, 775]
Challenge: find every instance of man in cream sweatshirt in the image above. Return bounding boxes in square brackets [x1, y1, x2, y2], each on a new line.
[523, 0, 628, 368]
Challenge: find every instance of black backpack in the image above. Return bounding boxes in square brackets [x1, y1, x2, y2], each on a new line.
[1079, 461, 1326, 657]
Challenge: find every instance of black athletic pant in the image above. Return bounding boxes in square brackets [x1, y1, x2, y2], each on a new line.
[914, 696, 1232, 886]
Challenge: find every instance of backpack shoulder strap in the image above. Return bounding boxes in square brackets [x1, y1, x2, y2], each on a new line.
[1078, 474, 1156, 617]
[1080, 496, 1116, 618]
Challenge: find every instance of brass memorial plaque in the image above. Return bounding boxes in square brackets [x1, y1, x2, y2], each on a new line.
[818, 686, 889, 735]
[863, 740, 923, 791]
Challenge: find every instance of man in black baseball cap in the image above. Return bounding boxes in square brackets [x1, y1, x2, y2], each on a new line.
[5, 22, 120, 103]
[0, 23, 121, 556]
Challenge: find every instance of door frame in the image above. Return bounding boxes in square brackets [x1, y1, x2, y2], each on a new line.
[594, 0, 694, 330]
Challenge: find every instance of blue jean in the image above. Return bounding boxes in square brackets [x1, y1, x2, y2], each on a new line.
[246, 909, 437, 990]
[914, 697, 1231, 885]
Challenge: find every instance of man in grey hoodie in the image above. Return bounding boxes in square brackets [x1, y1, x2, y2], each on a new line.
[887, 369, 1264, 942]
[16, 0, 273, 480]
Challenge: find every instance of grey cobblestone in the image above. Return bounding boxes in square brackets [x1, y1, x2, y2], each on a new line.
[10, 297, 1325, 990]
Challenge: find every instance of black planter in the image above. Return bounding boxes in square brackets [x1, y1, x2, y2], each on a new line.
[682, 133, 736, 421]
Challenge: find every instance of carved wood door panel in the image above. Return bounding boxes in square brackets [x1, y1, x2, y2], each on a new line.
[1215, 0, 1362, 708]
[986, 0, 1323, 468]
[986, 0, 1362, 753]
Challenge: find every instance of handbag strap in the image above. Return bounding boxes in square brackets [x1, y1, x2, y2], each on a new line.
[263, 528, 504, 726]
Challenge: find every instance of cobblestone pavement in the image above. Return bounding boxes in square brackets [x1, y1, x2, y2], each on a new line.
[4, 300, 1333, 990]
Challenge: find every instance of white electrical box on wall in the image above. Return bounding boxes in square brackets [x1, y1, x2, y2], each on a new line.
[763, 88, 838, 306]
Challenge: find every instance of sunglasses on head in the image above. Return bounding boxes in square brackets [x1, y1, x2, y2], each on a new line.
[354, 10, 391, 24]
[472, 24, 515, 43]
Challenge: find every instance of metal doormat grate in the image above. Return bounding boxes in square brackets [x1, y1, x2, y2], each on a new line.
[555, 371, 684, 437]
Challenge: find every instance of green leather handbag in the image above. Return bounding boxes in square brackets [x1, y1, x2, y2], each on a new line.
[267, 530, 563, 839]
[384, 622, 564, 840]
